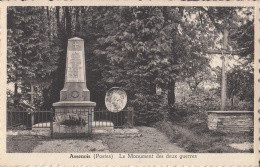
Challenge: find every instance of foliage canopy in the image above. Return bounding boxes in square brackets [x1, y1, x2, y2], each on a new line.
[7, 6, 254, 125]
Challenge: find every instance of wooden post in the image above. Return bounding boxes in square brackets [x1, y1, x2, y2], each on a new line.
[131, 108, 134, 127]
[221, 55, 226, 111]
[50, 108, 54, 138]
[30, 83, 34, 105]
[127, 107, 134, 128]
[221, 29, 228, 111]
[89, 108, 93, 135]
[28, 83, 35, 129]
[30, 112, 34, 129]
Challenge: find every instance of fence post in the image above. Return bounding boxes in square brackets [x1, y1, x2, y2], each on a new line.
[31, 111, 35, 127]
[27, 110, 34, 130]
[127, 107, 134, 128]
[50, 108, 54, 138]
[90, 108, 94, 134]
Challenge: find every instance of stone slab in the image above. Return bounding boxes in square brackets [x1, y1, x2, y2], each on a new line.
[207, 111, 254, 114]
[124, 128, 139, 134]
[7, 130, 50, 136]
[32, 122, 51, 128]
[92, 121, 114, 127]
[8, 127, 140, 137]
[53, 101, 96, 107]
[207, 111, 254, 133]
[229, 142, 253, 151]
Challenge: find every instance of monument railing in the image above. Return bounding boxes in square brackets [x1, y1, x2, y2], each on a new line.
[94, 107, 134, 128]
[7, 106, 134, 131]
[7, 108, 54, 131]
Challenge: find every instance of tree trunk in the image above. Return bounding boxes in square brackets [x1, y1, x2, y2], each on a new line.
[46, 6, 51, 40]
[75, 7, 80, 33]
[14, 74, 18, 107]
[56, 6, 60, 26]
[14, 83, 18, 96]
[65, 7, 72, 38]
[167, 80, 175, 108]
[62, 7, 66, 31]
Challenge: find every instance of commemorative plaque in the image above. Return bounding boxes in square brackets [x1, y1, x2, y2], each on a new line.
[105, 87, 127, 112]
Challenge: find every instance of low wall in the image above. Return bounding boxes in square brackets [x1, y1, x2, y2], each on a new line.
[207, 111, 254, 133]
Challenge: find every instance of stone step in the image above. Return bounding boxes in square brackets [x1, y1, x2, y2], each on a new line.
[32, 121, 115, 132]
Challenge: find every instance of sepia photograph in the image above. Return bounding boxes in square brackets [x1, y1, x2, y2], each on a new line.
[1, 1, 258, 166]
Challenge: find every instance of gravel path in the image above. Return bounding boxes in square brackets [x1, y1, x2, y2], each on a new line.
[27, 126, 185, 153]
[101, 126, 186, 153]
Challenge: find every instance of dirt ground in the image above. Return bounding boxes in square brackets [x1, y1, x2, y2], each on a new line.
[32, 139, 109, 153]
[100, 126, 186, 153]
[7, 135, 44, 153]
[7, 126, 185, 153]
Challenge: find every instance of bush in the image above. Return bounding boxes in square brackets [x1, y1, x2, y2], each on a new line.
[131, 93, 167, 126]
[225, 99, 253, 111]
[59, 115, 86, 126]
[176, 89, 221, 112]
[155, 120, 214, 152]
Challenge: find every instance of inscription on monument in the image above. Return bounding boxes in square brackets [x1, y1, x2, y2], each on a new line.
[67, 51, 84, 82]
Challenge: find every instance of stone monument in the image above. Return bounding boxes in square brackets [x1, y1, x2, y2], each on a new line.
[53, 37, 96, 134]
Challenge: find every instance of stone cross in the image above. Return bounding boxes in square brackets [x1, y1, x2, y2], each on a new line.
[73, 41, 79, 49]
[59, 37, 90, 101]
[28, 83, 35, 105]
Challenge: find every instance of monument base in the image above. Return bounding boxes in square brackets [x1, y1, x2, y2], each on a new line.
[53, 101, 96, 134]
[60, 85, 90, 101]
[207, 111, 253, 133]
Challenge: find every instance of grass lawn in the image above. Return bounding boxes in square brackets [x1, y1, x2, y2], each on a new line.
[7, 117, 253, 153]
[155, 119, 253, 153]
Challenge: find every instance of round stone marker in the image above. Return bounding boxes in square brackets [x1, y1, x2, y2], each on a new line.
[105, 87, 127, 112]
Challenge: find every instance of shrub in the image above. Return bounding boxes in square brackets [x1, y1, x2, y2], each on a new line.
[131, 93, 167, 126]
[59, 115, 86, 126]
[155, 120, 214, 152]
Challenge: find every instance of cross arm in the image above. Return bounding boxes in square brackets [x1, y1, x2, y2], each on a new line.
[206, 49, 239, 55]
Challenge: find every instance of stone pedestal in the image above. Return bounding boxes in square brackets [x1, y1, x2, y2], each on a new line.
[207, 111, 254, 133]
[53, 102, 95, 134]
[53, 37, 96, 135]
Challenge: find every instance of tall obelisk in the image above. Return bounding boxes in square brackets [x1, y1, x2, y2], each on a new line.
[60, 37, 90, 101]
[53, 37, 96, 134]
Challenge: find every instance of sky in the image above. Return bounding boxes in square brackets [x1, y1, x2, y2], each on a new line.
[210, 54, 242, 70]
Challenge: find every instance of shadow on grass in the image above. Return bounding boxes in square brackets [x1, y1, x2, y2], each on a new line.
[6, 135, 47, 153]
[7, 134, 95, 153]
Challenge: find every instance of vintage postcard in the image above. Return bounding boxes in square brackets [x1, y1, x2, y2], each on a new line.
[0, 0, 259, 166]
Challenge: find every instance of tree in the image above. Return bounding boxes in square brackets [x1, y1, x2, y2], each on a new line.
[94, 7, 212, 124]
[7, 6, 254, 123]
[185, 66, 214, 92]
[226, 67, 254, 108]
[7, 7, 59, 109]
[230, 8, 254, 70]
[198, 7, 254, 111]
